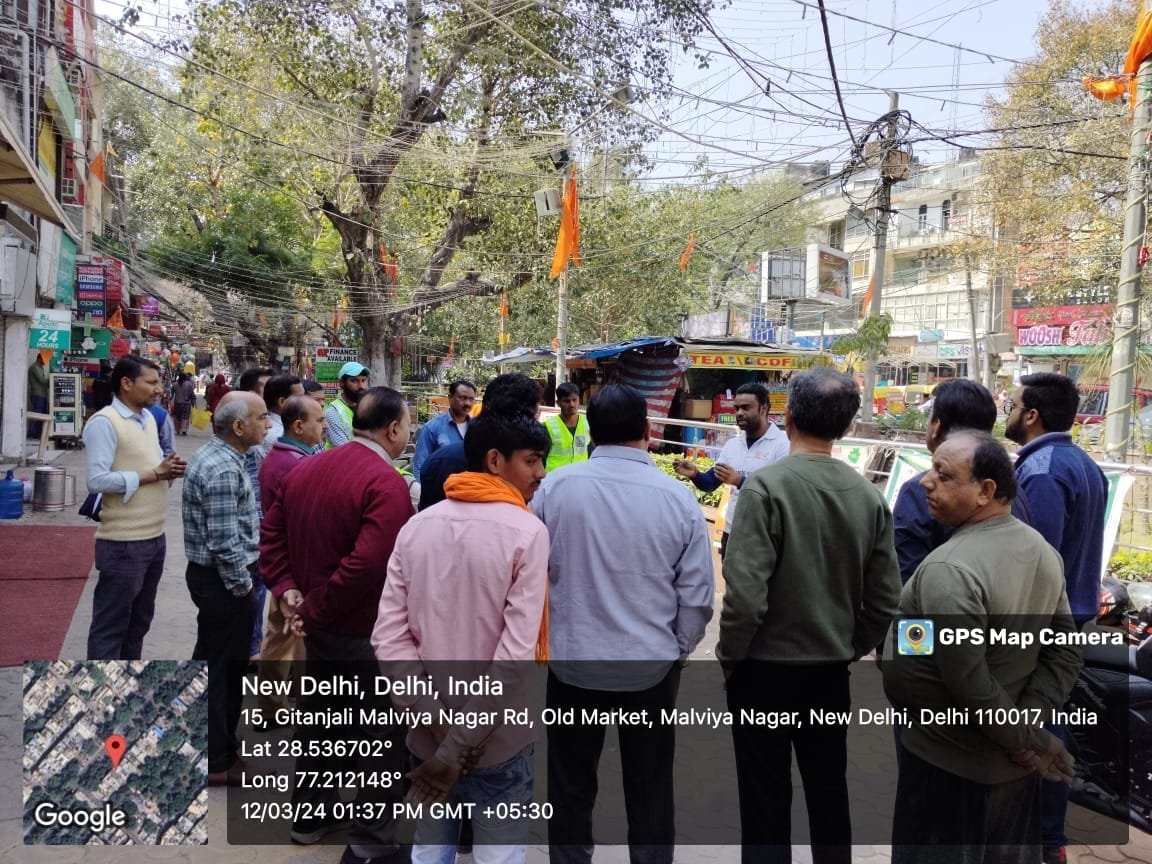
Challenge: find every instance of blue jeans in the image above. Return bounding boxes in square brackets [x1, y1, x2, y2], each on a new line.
[411, 745, 534, 864]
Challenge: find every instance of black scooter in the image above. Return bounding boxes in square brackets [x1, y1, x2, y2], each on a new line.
[1065, 632, 1152, 833]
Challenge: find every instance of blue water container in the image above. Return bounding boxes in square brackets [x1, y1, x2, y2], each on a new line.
[0, 469, 23, 519]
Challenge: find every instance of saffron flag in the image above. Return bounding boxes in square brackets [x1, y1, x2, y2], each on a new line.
[107, 308, 124, 329]
[860, 273, 875, 315]
[678, 233, 697, 272]
[90, 152, 105, 186]
[1081, 2, 1152, 109]
[549, 165, 580, 280]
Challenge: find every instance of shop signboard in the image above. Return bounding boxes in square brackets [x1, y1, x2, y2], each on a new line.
[313, 346, 362, 397]
[937, 343, 976, 359]
[61, 327, 111, 361]
[98, 256, 124, 313]
[1011, 304, 1112, 354]
[55, 234, 76, 305]
[28, 307, 72, 350]
[76, 264, 106, 326]
[687, 351, 800, 370]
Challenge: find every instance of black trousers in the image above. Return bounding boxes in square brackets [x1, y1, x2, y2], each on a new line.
[88, 535, 166, 660]
[546, 665, 680, 864]
[891, 748, 1041, 864]
[294, 628, 406, 856]
[186, 561, 256, 773]
[726, 661, 852, 864]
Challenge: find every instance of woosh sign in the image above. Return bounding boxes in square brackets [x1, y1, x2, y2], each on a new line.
[28, 308, 72, 351]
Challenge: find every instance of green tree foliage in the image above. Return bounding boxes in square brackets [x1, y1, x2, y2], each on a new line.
[422, 174, 809, 356]
[832, 313, 892, 372]
[99, 39, 344, 360]
[122, 0, 725, 383]
[983, 0, 1135, 305]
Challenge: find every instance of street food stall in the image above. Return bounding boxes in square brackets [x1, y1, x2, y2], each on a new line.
[557, 336, 819, 451]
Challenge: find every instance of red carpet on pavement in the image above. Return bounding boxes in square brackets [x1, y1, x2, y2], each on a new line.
[0, 525, 95, 667]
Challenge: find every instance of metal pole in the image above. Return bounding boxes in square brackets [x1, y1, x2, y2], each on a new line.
[983, 274, 995, 389]
[965, 262, 980, 381]
[556, 267, 568, 386]
[1105, 58, 1152, 461]
[861, 92, 900, 422]
[819, 311, 826, 356]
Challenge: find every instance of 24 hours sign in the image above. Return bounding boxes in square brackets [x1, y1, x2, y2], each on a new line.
[28, 309, 72, 350]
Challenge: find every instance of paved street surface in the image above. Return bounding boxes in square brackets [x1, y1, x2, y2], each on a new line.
[1, 430, 1150, 863]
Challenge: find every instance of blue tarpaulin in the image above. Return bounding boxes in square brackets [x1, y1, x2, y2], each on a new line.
[571, 336, 678, 360]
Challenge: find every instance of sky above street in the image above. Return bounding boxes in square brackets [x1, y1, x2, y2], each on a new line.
[94, 0, 1102, 182]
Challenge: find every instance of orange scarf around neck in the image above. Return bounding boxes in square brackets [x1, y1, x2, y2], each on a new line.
[444, 472, 549, 661]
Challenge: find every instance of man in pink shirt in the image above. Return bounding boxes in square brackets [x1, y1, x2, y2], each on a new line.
[373, 413, 550, 864]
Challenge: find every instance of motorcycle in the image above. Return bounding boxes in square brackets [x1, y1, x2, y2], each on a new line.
[1064, 582, 1152, 833]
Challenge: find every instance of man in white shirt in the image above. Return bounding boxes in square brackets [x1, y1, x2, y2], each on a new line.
[674, 382, 789, 557]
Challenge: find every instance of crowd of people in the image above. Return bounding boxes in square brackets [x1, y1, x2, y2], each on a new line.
[80, 355, 1106, 864]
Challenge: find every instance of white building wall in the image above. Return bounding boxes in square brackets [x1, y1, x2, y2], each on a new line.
[1, 314, 29, 459]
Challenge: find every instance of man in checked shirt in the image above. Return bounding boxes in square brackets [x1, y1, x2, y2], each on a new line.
[182, 390, 270, 786]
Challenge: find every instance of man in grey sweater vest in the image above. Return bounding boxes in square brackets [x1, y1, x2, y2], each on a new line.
[83, 355, 186, 659]
[719, 367, 901, 864]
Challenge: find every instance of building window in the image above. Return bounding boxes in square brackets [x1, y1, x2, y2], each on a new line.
[851, 253, 870, 282]
[942, 199, 951, 231]
[846, 211, 869, 239]
[828, 220, 845, 250]
[917, 204, 928, 232]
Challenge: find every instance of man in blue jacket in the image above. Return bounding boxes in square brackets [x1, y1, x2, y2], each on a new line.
[412, 379, 475, 480]
[894, 379, 1031, 584]
[1005, 371, 1107, 864]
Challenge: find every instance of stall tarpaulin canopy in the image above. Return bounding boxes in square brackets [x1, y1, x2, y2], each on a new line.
[567, 337, 685, 433]
[483, 346, 557, 365]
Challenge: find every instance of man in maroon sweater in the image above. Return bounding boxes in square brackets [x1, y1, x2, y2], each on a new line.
[261, 386, 414, 864]
[255, 395, 326, 699]
[258, 396, 326, 522]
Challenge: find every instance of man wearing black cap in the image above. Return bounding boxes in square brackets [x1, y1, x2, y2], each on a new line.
[324, 361, 370, 449]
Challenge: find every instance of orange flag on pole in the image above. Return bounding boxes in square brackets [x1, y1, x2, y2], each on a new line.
[90, 152, 106, 186]
[107, 308, 124, 329]
[549, 165, 580, 280]
[678, 233, 697, 272]
[860, 273, 875, 315]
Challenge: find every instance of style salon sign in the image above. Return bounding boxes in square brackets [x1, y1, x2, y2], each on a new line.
[1011, 304, 1112, 350]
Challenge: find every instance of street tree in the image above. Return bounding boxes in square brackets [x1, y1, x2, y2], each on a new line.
[166, 0, 717, 385]
[98, 38, 344, 361]
[982, 0, 1134, 306]
[420, 172, 810, 359]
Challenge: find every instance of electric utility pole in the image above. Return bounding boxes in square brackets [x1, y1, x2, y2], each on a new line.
[1105, 57, 1152, 461]
[861, 92, 900, 422]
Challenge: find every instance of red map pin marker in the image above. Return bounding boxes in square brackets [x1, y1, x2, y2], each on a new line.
[104, 735, 126, 769]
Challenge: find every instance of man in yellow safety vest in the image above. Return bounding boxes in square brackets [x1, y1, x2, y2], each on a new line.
[545, 382, 590, 472]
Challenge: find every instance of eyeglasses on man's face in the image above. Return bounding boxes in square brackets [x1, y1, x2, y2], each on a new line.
[1002, 399, 1016, 415]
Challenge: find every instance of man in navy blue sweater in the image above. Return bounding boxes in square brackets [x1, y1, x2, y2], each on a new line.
[1005, 371, 1107, 864]
[893, 379, 1032, 584]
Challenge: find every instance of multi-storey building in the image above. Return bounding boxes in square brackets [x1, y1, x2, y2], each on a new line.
[800, 149, 1007, 384]
[0, 0, 103, 460]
